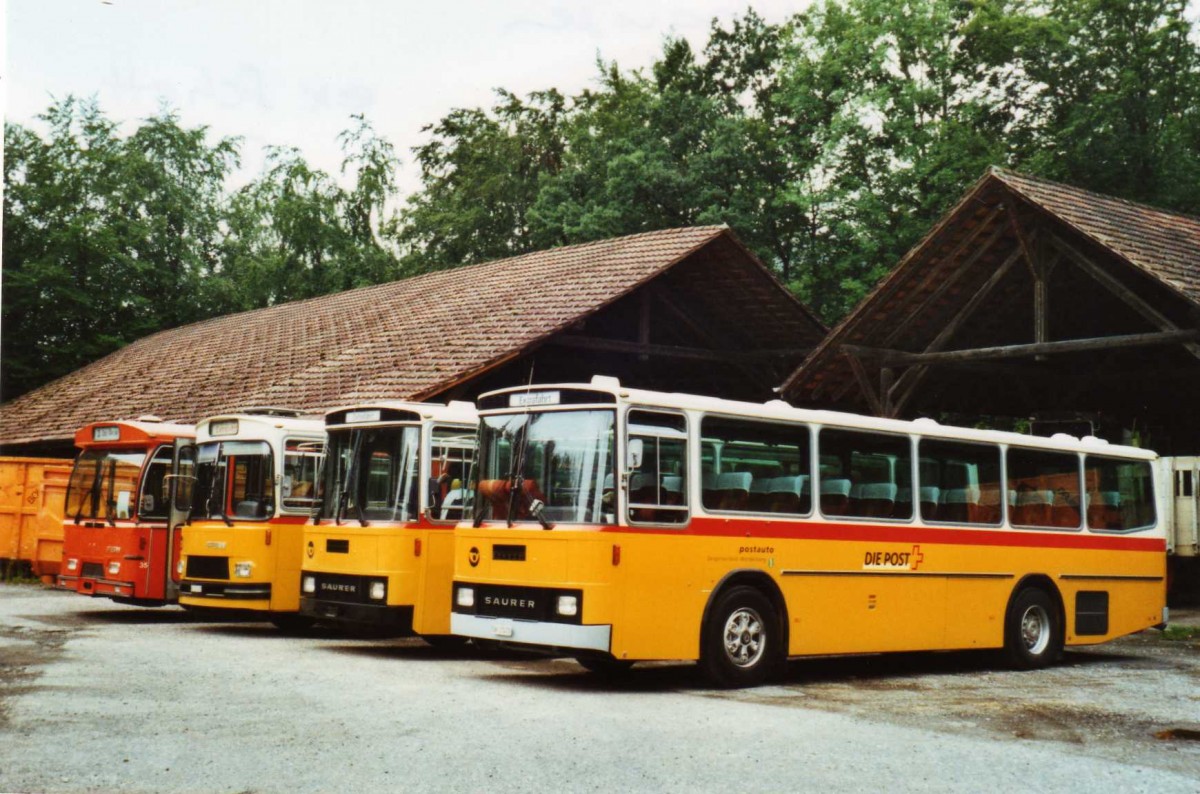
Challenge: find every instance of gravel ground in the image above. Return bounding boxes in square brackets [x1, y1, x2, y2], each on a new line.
[1, 583, 1197, 793]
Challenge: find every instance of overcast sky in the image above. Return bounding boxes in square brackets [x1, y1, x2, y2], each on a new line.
[5, 0, 801, 193]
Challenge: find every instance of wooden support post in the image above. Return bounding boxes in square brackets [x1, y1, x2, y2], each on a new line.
[638, 290, 651, 362]
[845, 351, 885, 416]
[1051, 234, 1200, 360]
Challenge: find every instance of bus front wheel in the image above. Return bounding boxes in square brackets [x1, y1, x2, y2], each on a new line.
[700, 586, 782, 688]
[1004, 587, 1063, 670]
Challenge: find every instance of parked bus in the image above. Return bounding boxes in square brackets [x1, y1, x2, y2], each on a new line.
[57, 419, 194, 604]
[300, 401, 477, 642]
[176, 410, 324, 629]
[451, 377, 1166, 687]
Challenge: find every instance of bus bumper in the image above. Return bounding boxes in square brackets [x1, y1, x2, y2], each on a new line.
[450, 613, 612, 653]
[299, 597, 412, 629]
[179, 581, 272, 600]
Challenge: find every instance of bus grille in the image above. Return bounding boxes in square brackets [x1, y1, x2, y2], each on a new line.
[186, 556, 229, 580]
[81, 562, 104, 579]
[311, 573, 371, 604]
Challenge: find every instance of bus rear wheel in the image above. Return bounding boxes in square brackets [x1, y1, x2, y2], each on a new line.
[1004, 587, 1063, 670]
[700, 586, 782, 688]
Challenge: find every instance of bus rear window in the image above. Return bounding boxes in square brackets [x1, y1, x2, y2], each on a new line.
[1084, 456, 1155, 531]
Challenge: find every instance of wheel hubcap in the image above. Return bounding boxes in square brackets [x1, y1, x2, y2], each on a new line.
[723, 607, 765, 668]
[1020, 604, 1050, 654]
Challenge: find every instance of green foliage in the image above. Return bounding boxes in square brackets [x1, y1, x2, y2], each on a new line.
[2, 98, 239, 400]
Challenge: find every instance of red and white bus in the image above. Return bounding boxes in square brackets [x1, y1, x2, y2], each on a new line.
[58, 419, 195, 604]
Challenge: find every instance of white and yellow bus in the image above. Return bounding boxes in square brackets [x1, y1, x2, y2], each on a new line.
[176, 410, 324, 629]
[300, 402, 476, 642]
[451, 377, 1166, 687]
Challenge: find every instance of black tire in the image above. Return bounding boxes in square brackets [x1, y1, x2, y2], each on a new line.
[1004, 587, 1063, 670]
[575, 655, 634, 677]
[421, 634, 470, 651]
[699, 585, 783, 688]
[269, 613, 317, 633]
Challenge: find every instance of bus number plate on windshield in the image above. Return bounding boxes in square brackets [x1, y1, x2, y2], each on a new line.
[492, 619, 514, 638]
[509, 391, 560, 408]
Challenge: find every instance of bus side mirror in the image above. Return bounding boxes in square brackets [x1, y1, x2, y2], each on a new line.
[628, 439, 644, 470]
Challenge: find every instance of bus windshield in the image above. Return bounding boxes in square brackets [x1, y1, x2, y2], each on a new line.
[191, 441, 275, 521]
[65, 450, 147, 522]
[473, 409, 615, 525]
[319, 426, 421, 524]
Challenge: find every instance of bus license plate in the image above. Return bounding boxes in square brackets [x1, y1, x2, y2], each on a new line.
[189, 585, 202, 593]
[492, 619, 514, 638]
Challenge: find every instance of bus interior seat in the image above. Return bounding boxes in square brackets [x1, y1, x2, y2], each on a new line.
[973, 486, 1003, 524]
[1086, 490, 1122, 529]
[858, 482, 898, 518]
[1051, 491, 1081, 528]
[820, 478, 852, 515]
[1012, 488, 1054, 526]
[748, 477, 773, 511]
[769, 475, 809, 514]
[918, 486, 940, 520]
[701, 471, 720, 509]
[716, 472, 753, 511]
[939, 488, 978, 524]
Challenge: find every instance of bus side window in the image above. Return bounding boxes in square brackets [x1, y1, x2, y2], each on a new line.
[139, 445, 174, 520]
[698, 416, 811, 516]
[431, 425, 477, 522]
[917, 439, 1003, 526]
[1084, 456, 1155, 531]
[817, 428, 912, 520]
[627, 410, 688, 525]
[1007, 449, 1081, 529]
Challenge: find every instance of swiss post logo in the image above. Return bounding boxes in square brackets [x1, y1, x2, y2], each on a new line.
[863, 544, 924, 571]
[468, 546, 480, 567]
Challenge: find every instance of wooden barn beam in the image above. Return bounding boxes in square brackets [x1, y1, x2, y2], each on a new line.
[880, 206, 1009, 347]
[1050, 233, 1200, 360]
[877, 246, 1026, 414]
[843, 350, 886, 416]
[843, 328, 1200, 367]
[648, 286, 776, 391]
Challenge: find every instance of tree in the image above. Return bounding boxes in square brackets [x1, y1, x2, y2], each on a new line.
[2, 98, 238, 400]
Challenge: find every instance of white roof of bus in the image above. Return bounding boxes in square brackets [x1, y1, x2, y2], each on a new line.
[195, 413, 325, 444]
[323, 400, 477, 427]
[480, 377, 1156, 460]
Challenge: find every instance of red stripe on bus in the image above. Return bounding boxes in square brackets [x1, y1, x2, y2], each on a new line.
[602, 518, 1166, 552]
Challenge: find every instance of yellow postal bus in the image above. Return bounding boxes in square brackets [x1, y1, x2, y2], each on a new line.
[451, 377, 1166, 687]
[300, 402, 476, 642]
[176, 410, 324, 629]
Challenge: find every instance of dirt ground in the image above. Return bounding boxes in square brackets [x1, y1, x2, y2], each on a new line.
[1, 584, 1197, 793]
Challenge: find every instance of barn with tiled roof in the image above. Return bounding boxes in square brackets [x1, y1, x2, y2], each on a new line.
[0, 226, 825, 455]
[782, 168, 1200, 454]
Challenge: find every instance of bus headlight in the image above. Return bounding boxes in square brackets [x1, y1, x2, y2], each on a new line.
[177, 557, 185, 576]
[66, 558, 78, 572]
[302, 575, 315, 594]
[456, 587, 475, 608]
[556, 595, 578, 617]
[369, 581, 386, 601]
[107, 561, 121, 575]
[234, 562, 253, 578]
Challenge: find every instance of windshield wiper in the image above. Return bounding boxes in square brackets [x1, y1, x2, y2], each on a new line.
[207, 459, 232, 527]
[504, 423, 553, 530]
[73, 467, 100, 524]
[102, 461, 117, 526]
[336, 431, 363, 527]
